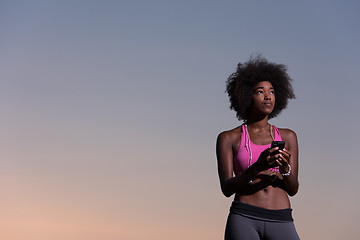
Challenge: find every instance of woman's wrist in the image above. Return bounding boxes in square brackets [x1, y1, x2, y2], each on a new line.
[280, 164, 291, 176]
[252, 161, 265, 174]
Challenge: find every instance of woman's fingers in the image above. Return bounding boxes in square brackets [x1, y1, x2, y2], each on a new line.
[273, 149, 290, 166]
[262, 147, 291, 169]
[268, 147, 279, 155]
[280, 149, 291, 159]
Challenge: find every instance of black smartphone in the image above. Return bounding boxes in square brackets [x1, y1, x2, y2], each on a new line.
[271, 141, 285, 150]
[271, 141, 285, 155]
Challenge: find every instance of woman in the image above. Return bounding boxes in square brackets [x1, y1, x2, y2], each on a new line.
[216, 56, 300, 240]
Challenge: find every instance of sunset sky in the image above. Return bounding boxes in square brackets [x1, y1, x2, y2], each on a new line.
[1, 1, 360, 239]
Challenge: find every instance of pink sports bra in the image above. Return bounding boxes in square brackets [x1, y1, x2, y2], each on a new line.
[234, 124, 282, 176]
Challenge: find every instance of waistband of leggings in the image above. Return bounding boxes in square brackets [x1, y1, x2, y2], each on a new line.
[229, 201, 293, 222]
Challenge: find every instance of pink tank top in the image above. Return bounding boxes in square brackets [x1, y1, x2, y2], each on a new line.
[234, 124, 282, 175]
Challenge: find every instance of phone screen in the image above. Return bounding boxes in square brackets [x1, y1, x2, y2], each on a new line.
[271, 141, 285, 151]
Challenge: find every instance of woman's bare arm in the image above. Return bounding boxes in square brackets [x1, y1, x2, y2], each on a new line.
[216, 131, 263, 197]
[278, 129, 299, 196]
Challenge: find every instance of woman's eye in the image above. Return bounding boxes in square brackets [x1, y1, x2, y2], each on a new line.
[270, 90, 275, 94]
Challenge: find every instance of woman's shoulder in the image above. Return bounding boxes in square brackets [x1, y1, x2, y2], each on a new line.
[276, 127, 297, 141]
[217, 125, 242, 142]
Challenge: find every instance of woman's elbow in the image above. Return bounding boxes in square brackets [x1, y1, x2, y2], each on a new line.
[222, 191, 233, 198]
[221, 185, 234, 198]
[287, 184, 299, 197]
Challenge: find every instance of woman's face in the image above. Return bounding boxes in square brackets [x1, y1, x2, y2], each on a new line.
[250, 81, 275, 116]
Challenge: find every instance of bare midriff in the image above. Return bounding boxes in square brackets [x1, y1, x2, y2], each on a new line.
[235, 170, 291, 210]
[235, 187, 290, 210]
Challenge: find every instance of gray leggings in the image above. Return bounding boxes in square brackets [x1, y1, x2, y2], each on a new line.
[225, 213, 300, 240]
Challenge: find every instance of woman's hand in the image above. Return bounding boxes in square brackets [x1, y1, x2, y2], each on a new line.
[277, 149, 291, 174]
[256, 147, 283, 171]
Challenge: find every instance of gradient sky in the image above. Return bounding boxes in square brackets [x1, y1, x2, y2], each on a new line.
[1, 1, 360, 239]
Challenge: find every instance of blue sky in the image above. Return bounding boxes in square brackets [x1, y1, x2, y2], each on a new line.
[1, 1, 360, 239]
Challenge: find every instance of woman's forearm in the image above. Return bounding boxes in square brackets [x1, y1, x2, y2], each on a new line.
[221, 163, 263, 197]
[282, 174, 299, 196]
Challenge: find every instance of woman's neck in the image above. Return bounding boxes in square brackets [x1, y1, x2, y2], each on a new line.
[245, 117, 272, 139]
[245, 115, 269, 129]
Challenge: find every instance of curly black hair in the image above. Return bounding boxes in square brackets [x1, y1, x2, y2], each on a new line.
[226, 55, 295, 121]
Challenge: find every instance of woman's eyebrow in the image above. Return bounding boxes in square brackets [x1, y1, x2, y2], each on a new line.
[254, 87, 264, 90]
[254, 86, 274, 90]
